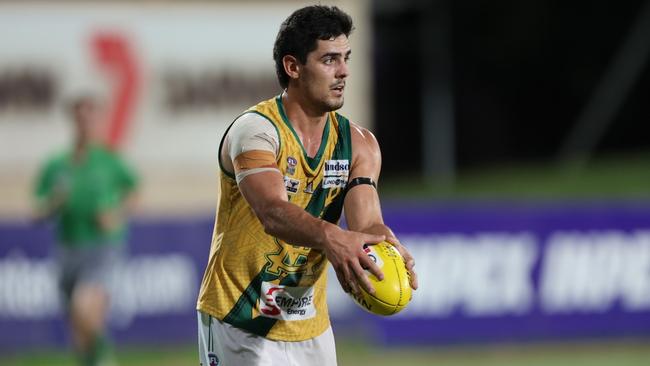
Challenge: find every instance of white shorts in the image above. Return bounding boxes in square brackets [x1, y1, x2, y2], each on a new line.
[197, 310, 337, 366]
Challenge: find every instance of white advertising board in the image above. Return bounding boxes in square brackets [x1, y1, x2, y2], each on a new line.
[0, 1, 371, 216]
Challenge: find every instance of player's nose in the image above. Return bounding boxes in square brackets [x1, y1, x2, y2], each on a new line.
[337, 59, 350, 79]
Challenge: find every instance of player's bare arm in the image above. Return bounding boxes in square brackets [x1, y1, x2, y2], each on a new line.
[36, 192, 66, 221]
[344, 123, 418, 290]
[227, 146, 385, 296]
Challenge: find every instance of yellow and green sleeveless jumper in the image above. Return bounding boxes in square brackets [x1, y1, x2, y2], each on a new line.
[197, 95, 352, 341]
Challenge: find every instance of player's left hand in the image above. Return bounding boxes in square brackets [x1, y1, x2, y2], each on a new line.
[97, 208, 122, 233]
[386, 236, 418, 290]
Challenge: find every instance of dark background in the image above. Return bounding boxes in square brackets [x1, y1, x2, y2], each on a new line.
[373, 0, 650, 176]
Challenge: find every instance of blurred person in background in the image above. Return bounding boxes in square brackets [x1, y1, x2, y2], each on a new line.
[33, 95, 138, 366]
[196, 5, 417, 366]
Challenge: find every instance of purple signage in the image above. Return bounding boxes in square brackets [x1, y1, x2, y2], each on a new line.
[0, 218, 212, 350]
[1, 201, 650, 349]
[369, 201, 650, 344]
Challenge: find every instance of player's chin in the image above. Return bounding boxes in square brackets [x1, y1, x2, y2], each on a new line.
[324, 96, 344, 111]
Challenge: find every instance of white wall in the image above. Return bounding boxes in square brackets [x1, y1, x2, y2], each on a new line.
[0, 1, 372, 217]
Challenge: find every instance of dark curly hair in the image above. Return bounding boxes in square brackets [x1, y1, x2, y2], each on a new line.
[273, 5, 354, 89]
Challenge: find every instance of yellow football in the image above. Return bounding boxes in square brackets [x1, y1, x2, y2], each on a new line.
[349, 241, 412, 316]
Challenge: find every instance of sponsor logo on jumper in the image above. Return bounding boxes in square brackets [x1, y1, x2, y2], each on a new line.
[324, 159, 349, 177]
[284, 176, 300, 194]
[323, 159, 349, 188]
[323, 176, 346, 189]
[304, 181, 314, 194]
[287, 156, 297, 175]
[208, 352, 220, 366]
[258, 282, 316, 320]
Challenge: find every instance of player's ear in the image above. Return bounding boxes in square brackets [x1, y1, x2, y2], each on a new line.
[282, 55, 300, 82]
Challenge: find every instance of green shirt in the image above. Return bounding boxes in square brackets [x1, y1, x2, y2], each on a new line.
[34, 144, 137, 247]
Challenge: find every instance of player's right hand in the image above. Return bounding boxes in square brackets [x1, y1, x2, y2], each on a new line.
[322, 226, 385, 296]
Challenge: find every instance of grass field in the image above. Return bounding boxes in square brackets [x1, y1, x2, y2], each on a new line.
[381, 152, 650, 200]
[2, 339, 650, 366]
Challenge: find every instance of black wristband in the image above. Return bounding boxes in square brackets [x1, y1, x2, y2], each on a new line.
[346, 177, 377, 193]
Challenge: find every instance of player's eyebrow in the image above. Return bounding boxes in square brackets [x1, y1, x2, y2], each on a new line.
[321, 50, 352, 59]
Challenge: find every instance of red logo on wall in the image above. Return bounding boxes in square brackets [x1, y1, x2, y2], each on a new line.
[92, 32, 140, 150]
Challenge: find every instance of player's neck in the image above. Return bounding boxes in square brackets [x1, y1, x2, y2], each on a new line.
[281, 91, 329, 157]
[72, 138, 94, 162]
[281, 91, 328, 133]
[72, 142, 87, 163]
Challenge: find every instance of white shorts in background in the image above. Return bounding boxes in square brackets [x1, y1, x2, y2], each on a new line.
[197, 310, 337, 366]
